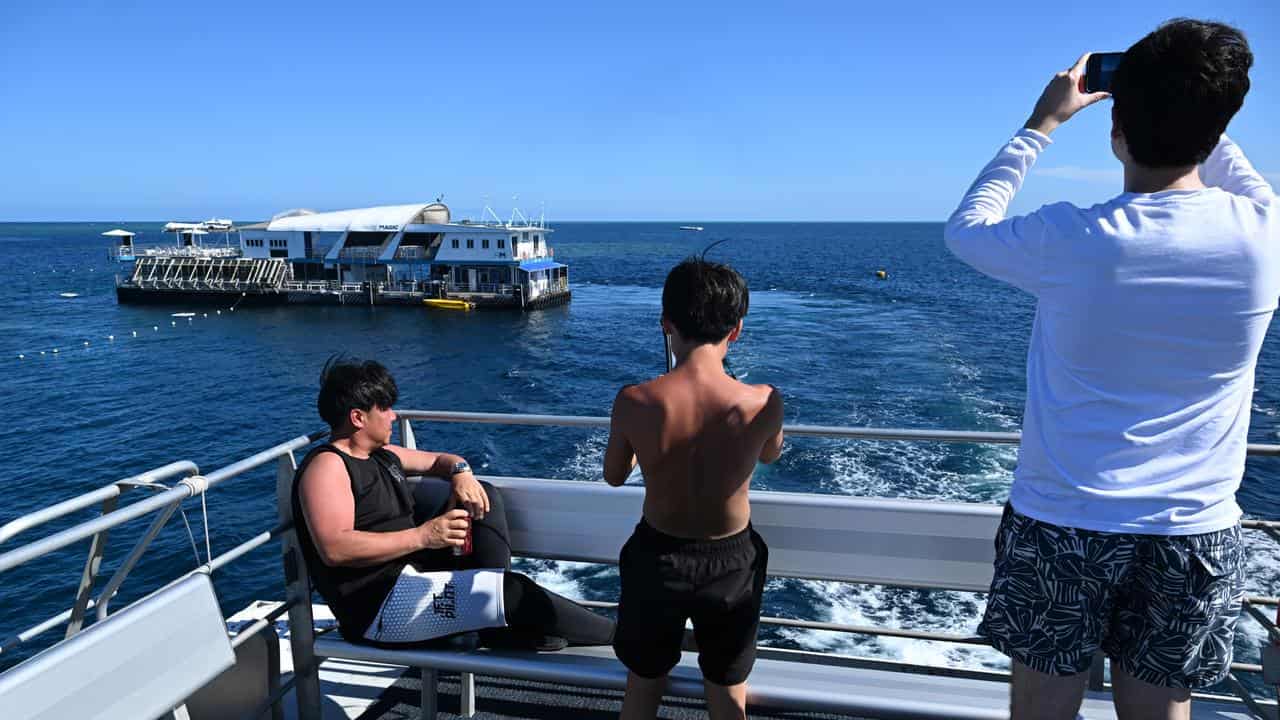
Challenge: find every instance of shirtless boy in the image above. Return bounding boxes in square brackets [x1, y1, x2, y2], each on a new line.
[604, 257, 784, 720]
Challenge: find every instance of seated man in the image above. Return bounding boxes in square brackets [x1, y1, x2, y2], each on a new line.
[604, 257, 784, 720]
[293, 357, 614, 649]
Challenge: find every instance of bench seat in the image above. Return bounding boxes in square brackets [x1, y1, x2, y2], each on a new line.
[280, 469, 1266, 720]
[313, 636, 1253, 720]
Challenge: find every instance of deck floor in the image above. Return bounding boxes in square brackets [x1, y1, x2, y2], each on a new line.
[354, 671, 861, 720]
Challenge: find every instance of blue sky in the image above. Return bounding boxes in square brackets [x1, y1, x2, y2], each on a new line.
[1, 1, 1276, 221]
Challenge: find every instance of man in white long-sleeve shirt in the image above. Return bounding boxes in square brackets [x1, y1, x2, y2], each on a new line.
[944, 19, 1274, 720]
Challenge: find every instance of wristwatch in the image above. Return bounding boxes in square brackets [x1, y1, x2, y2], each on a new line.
[450, 461, 472, 476]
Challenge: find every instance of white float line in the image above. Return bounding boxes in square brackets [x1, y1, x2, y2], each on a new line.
[12, 303, 238, 361]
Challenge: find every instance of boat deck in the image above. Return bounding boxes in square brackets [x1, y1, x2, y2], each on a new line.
[4, 413, 1272, 720]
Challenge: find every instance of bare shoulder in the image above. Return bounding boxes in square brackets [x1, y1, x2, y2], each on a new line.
[736, 381, 782, 415]
[305, 450, 345, 476]
[382, 444, 411, 464]
[615, 378, 664, 409]
[610, 382, 646, 428]
[299, 451, 349, 494]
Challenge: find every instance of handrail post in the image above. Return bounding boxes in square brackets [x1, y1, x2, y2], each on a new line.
[1087, 652, 1106, 692]
[262, 619, 285, 720]
[65, 495, 119, 637]
[95, 497, 185, 621]
[400, 418, 417, 450]
[277, 451, 321, 720]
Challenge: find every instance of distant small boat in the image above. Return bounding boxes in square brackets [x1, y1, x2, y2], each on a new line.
[59, 292, 80, 298]
[679, 226, 704, 231]
[423, 298, 475, 311]
[171, 312, 196, 318]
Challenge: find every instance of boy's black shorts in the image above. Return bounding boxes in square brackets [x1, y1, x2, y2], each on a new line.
[613, 518, 768, 686]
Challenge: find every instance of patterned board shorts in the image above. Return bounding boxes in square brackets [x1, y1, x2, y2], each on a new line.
[977, 504, 1245, 689]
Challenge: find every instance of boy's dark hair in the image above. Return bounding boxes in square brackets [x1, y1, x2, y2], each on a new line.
[662, 258, 749, 344]
[1112, 18, 1252, 168]
[317, 357, 398, 429]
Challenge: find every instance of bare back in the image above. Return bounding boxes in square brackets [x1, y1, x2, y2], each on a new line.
[609, 363, 783, 539]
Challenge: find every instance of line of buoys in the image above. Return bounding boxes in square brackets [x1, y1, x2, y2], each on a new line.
[14, 299, 244, 362]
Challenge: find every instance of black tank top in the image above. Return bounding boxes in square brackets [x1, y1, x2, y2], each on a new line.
[291, 444, 420, 639]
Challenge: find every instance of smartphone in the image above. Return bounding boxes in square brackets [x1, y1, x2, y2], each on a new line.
[664, 332, 675, 372]
[1084, 52, 1124, 94]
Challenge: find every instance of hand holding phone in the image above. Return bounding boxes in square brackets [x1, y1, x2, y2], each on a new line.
[1025, 53, 1112, 136]
[1082, 52, 1123, 94]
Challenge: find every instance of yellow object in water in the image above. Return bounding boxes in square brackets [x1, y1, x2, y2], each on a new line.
[876, 270, 888, 279]
[423, 298, 475, 311]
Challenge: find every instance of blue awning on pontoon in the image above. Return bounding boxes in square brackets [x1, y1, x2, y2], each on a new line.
[519, 260, 566, 272]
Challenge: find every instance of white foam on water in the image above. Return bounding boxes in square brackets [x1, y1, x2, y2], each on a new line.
[556, 430, 610, 483]
[1234, 526, 1280, 663]
[784, 345, 1025, 669]
[511, 558, 597, 600]
[826, 434, 1014, 504]
[774, 579, 1009, 670]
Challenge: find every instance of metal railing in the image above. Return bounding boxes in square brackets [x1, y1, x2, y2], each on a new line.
[392, 410, 1280, 714]
[0, 429, 325, 720]
[447, 282, 513, 295]
[395, 246, 428, 259]
[1, 412, 1276, 718]
[337, 247, 382, 259]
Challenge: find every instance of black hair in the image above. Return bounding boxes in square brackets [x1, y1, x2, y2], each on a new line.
[1111, 18, 1252, 168]
[662, 256, 749, 344]
[317, 356, 399, 430]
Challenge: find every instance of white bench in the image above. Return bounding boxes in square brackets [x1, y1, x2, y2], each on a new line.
[280, 474, 1256, 720]
[0, 573, 236, 720]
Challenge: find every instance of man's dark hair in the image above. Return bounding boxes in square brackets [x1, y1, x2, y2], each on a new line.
[317, 357, 398, 429]
[1112, 18, 1252, 168]
[662, 258, 749, 344]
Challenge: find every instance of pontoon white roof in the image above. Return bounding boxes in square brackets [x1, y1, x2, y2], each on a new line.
[163, 220, 234, 233]
[265, 203, 444, 233]
[101, 229, 135, 237]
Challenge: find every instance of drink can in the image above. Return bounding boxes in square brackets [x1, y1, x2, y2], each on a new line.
[452, 515, 473, 557]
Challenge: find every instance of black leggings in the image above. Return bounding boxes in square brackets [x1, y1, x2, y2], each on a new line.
[410, 479, 614, 647]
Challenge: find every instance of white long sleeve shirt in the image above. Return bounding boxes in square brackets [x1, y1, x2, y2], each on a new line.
[945, 129, 1278, 534]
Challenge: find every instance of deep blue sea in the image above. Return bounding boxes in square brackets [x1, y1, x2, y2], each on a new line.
[2, 222, 1277, 685]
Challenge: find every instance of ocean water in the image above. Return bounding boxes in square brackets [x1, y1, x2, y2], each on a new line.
[1, 222, 1277, 689]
